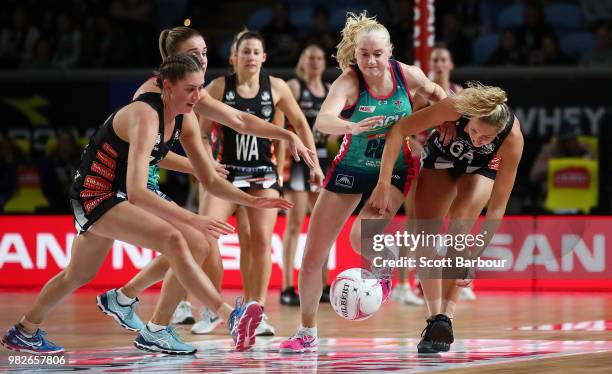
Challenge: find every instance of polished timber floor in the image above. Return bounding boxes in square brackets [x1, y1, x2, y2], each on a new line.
[1, 290, 611, 373]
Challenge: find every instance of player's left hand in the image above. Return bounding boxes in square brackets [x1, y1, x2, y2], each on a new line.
[251, 196, 294, 210]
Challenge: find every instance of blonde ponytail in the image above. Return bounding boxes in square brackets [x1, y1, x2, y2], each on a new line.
[453, 81, 510, 131]
[334, 11, 392, 72]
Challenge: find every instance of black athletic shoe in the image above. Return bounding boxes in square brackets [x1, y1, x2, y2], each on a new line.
[417, 317, 437, 353]
[280, 287, 300, 306]
[417, 315, 453, 353]
[320, 285, 331, 303]
[429, 314, 453, 352]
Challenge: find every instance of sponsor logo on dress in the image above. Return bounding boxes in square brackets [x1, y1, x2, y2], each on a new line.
[261, 105, 273, 118]
[359, 106, 376, 113]
[335, 174, 354, 188]
[226, 91, 235, 101]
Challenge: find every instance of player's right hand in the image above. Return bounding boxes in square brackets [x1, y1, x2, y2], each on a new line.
[287, 133, 316, 169]
[348, 116, 385, 135]
[437, 121, 456, 146]
[214, 160, 229, 178]
[369, 182, 391, 217]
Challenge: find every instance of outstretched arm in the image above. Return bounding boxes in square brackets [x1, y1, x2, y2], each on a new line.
[379, 98, 460, 183]
[274, 77, 321, 177]
[315, 71, 384, 135]
[180, 113, 293, 210]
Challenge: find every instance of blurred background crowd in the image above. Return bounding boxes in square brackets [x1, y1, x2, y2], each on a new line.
[0, 0, 610, 215]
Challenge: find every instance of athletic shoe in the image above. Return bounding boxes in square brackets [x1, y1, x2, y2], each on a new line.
[429, 314, 453, 352]
[134, 325, 196, 355]
[255, 314, 275, 336]
[459, 287, 477, 301]
[417, 317, 437, 353]
[96, 289, 145, 331]
[417, 314, 453, 353]
[228, 298, 263, 351]
[379, 277, 392, 303]
[171, 301, 195, 325]
[319, 285, 331, 303]
[191, 307, 222, 334]
[280, 286, 300, 306]
[391, 284, 424, 306]
[1, 326, 64, 355]
[279, 332, 318, 353]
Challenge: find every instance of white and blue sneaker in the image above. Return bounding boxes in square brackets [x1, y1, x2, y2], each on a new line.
[134, 325, 196, 355]
[171, 301, 196, 325]
[96, 289, 144, 331]
[191, 307, 222, 334]
[228, 298, 263, 351]
[1, 325, 64, 355]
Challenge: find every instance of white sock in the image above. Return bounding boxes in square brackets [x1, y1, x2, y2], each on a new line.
[298, 325, 317, 337]
[116, 288, 136, 305]
[147, 322, 166, 333]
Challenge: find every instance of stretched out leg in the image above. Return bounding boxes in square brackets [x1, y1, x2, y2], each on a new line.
[413, 169, 457, 317]
[282, 190, 309, 289]
[244, 188, 280, 305]
[299, 191, 361, 327]
[442, 173, 493, 318]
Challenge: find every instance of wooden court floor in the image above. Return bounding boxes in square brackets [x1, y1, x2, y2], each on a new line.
[0, 289, 611, 372]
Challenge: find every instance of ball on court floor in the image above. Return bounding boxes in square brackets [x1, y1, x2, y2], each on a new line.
[330, 268, 383, 321]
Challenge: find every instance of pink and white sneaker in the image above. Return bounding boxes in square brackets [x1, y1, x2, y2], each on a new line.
[279, 334, 318, 353]
[380, 278, 392, 303]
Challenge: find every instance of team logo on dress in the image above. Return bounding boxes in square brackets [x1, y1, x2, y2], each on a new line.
[261, 91, 271, 101]
[226, 91, 235, 101]
[174, 131, 180, 141]
[335, 174, 354, 188]
[155, 134, 161, 145]
[359, 106, 376, 113]
[482, 143, 495, 153]
[303, 90, 310, 99]
[261, 105, 273, 118]
[394, 100, 402, 108]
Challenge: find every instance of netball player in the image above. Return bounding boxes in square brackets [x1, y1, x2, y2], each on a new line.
[281, 45, 335, 306]
[0, 55, 273, 354]
[370, 82, 523, 352]
[279, 12, 447, 353]
[199, 31, 324, 336]
[392, 45, 469, 305]
[190, 32, 286, 333]
[91, 27, 312, 350]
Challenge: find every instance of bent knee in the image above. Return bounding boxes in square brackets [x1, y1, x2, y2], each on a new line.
[190, 237, 211, 263]
[64, 268, 97, 287]
[162, 229, 188, 256]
